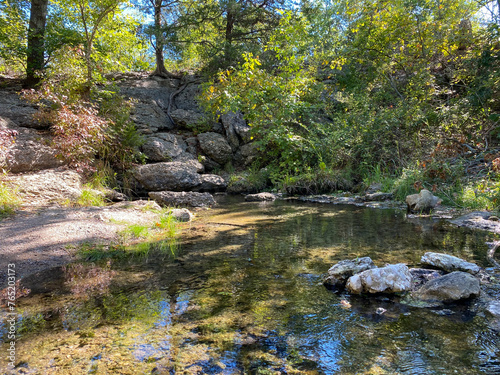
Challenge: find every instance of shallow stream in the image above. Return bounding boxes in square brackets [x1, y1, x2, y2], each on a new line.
[1, 197, 500, 374]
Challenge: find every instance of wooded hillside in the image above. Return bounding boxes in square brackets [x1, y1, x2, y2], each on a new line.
[2, 0, 500, 209]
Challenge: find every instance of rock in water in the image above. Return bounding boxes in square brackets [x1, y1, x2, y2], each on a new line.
[406, 189, 441, 213]
[420, 252, 481, 275]
[413, 271, 480, 302]
[346, 264, 412, 294]
[244, 192, 277, 202]
[323, 257, 376, 291]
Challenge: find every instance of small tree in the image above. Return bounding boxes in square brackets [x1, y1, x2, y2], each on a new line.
[55, 0, 123, 96]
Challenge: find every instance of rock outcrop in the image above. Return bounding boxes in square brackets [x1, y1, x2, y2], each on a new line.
[170, 108, 204, 128]
[6, 168, 83, 204]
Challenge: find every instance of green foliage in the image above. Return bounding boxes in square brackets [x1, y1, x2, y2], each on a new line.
[202, 12, 326, 177]
[0, 0, 28, 74]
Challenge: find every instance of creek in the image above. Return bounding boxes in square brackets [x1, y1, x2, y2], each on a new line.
[1, 196, 500, 374]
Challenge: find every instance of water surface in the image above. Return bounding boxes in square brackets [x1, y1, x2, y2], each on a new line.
[1, 197, 499, 374]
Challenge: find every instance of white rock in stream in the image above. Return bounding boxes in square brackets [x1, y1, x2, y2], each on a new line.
[346, 264, 412, 294]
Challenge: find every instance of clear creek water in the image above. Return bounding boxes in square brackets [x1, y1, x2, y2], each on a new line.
[1, 197, 500, 374]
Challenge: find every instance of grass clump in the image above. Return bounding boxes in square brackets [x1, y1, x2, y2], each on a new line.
[275, 168, 354, 196]
[76, 186, 107, 207]
[0, 179, 22, 218]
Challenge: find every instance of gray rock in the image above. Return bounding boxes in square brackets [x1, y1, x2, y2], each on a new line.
[366, 183, 382, 194]
[245, 192, 277, 202]
[131, 101, 174, 134]
[6, 168, 82, 204]
[132, 161, 204, 191]
[234, 143, 258, 167]
[221, 111, 252, 144]
[197, 132, 233, 164]
[194, 174, 227, 192]
[142, 133, 195, 162]
[364, 192, 393, 202]
[103, 189, 128, 202]
[346, 264, 412, 294]
[486, 301, 500, 318]
[149, 191, 216, 207]
[0, 91, 41, 128]
[169, 208, 193, 222]
[420, 252, 481, 275]
[409, 268, 446, 289]
[406, 189, 442, 213]
[450, 211, 500, 234]
[323, 257, 376, 291]
[5, 139, 64, 173]
[199, 155, 221, 172]
[170, 108, 204, 128]
[413, 271, 480, 302]
[220, 112, 240, 150]
[1, 116, 64, 173]
[185, 136, 198, 155]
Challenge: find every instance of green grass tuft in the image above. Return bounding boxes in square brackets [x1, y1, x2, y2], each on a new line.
[0, 179, 22, 218]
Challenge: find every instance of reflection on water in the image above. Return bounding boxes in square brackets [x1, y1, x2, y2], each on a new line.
[1, 197, 500, 374]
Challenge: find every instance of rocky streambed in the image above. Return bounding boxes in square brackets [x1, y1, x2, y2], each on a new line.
[1, 197, 499, 374]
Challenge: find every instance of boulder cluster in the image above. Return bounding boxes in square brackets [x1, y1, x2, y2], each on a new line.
[323, 252, 485, 304]
[1, 77, 261, 209]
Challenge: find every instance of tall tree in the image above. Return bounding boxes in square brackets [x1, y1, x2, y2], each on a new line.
[25, 0, 48, 86]
[150, 0, 179, 77]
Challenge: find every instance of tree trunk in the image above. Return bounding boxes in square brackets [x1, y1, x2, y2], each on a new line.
[224, 1, 235, 65]
[151, 0, 176, 78]
[25, 0, 48, 87]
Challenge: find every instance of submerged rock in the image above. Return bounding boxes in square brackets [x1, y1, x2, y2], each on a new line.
[346, 264, 412, 294]
[323, 257, 376, 291]
[406, 189, 441, 213]
[244, 192, 277, 202]
[420, 252, 481, 275]
[149, 191, 216, 207]
[412, 271, 480, 302]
